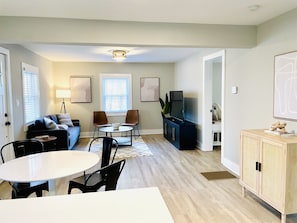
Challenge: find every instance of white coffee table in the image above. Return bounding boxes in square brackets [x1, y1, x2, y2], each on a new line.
[99, 126, 133, 146]
[0, 150, 99, 195]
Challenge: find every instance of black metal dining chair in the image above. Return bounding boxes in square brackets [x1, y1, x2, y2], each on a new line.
[0, 139, 49, 199]
[67, 136, 119, 193]
[68, 159, 126, 193]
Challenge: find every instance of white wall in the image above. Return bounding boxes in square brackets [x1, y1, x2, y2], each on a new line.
[0, 44, 54, 139]
[0, 16, 256, 48]
[175, 8, 297, 174]
[224, 8, 297, 173]
[175, 48, 220, 145]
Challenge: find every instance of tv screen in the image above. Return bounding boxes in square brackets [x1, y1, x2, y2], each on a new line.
[170, 91, 184, 121]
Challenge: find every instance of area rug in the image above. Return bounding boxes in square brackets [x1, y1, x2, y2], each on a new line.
[87, 136, 153, 159]
[201, 171, 236, 180]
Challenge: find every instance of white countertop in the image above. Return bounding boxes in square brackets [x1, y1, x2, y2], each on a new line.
[0, 187, 174, 223]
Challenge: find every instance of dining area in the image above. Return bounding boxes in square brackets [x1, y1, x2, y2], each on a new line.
[0, 138, 174, 223]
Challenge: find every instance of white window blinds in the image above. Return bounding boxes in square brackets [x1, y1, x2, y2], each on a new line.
[22, 63, 40, 124]
[100, 73, 132, 115]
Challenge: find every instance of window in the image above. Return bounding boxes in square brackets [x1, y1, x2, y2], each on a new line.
[22, 63, 40, 124]
[100, 73, 132, 115]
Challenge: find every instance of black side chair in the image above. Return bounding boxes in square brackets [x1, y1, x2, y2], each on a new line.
[68, 159, 126, 193]
[0, 139, 49, 199]
[67, 136, 119, 193]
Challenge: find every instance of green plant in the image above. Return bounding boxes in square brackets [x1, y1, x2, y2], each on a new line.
[159, 93, 170, 114]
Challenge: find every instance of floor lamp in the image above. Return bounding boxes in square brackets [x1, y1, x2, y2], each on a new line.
[56, 89, 71, 113]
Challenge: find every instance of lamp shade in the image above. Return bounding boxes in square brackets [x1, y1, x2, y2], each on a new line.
[56, 89, 71, 99]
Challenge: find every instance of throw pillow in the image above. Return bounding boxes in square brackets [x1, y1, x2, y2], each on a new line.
[57, 113, 74, 127]
[44, 117, 58, 129]
[57, 124, 69, 130]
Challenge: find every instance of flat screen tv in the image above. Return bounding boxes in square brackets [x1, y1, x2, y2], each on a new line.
[170, 91, 184, 121]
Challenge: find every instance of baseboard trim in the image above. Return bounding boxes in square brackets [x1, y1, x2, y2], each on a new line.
[221, 157, 240, 176]
[80, 129, 163, 138]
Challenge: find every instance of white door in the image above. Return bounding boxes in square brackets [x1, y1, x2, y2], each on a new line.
[0, 53, 12, 164]
[202, 50, 225, 152]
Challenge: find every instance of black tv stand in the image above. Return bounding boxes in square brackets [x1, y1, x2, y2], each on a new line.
[163, 117, 197, 150]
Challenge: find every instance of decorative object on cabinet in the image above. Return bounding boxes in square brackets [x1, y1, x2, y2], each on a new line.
[240, 129, 297, 223]
[70, 77, 92, 103]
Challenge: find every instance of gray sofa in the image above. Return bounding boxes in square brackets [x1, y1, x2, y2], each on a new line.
[26, 114, 80, 150]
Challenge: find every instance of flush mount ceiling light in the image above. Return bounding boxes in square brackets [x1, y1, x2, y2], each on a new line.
[112, 50, 127, 61]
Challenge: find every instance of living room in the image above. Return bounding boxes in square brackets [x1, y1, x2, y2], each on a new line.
[1, 6, 297, 175]
[1, 2, 297, 222]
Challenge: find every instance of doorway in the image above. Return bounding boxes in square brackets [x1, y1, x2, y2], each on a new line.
[0, 47, 14, 165]
[202, 50, 225, 156]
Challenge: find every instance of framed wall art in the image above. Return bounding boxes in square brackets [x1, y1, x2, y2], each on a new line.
[70, 77, 92, 103]
[140, 77, 160, 102]
[274, 50, 297, 120]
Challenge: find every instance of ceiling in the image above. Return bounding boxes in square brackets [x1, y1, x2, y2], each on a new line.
[1, 0, 297, 62]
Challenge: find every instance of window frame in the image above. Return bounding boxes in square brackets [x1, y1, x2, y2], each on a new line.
[99, 73, 132, 116]
[22, 62, 40, 125]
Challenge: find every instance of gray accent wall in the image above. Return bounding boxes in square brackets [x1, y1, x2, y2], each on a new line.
[53, 62, 174, 136]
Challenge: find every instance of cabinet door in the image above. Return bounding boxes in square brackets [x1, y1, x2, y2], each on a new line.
[241, 134, 259, 194]
[259, 140, 284, 210]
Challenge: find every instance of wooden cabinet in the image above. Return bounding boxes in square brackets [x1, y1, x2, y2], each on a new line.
[240, 129, 297, 223]
[163, 117, 197, 150]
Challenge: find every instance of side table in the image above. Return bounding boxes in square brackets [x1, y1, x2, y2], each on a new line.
[33, 135, 57, 151]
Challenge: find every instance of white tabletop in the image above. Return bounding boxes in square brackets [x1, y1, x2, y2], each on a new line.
[0, 150, 99, 195]
[100, 126, 133, 133]
[0, 187, 174, 223]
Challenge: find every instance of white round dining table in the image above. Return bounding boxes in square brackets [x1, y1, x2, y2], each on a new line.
[0, 150, 99, 195]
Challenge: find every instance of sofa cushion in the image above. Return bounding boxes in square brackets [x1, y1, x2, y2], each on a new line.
[46, 114, 58, 124]
[57, 113, 74, 127]
[57, 124, 69, 130]
[44, 117, 58, 129]
[34, 118, 46, 130]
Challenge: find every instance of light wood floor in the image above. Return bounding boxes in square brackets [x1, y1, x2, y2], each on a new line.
[1, 134, 297, 222]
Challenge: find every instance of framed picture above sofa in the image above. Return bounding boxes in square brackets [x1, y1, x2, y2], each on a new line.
[70, 77, 92, 103]
[140, 77, 160, 102]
